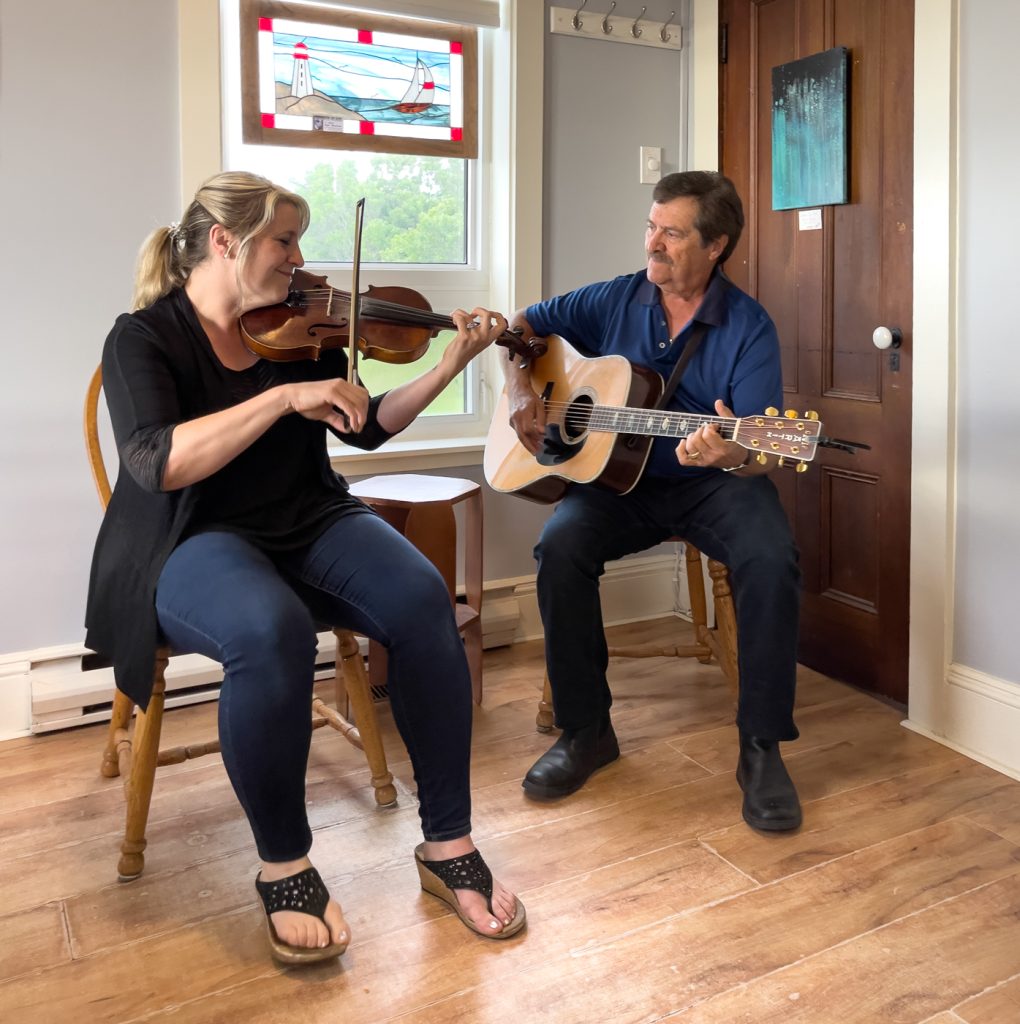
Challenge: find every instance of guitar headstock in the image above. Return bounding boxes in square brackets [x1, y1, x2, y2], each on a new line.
[734, 408, 822, 471]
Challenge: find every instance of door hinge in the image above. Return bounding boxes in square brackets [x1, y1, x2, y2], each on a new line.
[720, 23, 729, 64]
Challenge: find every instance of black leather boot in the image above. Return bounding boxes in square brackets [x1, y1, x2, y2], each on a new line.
[522, 717, 620, 799]
[736, 733, 802, 831]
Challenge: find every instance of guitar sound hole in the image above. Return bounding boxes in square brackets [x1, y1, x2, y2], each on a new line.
[536, 394, 594, 467]
[561, 394, 594, 442]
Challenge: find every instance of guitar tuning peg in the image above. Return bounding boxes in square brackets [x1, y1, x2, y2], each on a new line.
[777, 457, 786, 467]
[765, 406, 779, 417]
[795, 462, 809, 473]
[805, 410, 819, 420]
[784, 409, 799, 419]
[756, 453, 768, 465]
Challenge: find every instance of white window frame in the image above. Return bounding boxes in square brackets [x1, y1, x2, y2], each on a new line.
[178, 0, 543, 473]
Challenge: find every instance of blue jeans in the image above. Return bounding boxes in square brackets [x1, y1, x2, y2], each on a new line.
[155, 512, 473, 861]
[536, 473, 801, 741]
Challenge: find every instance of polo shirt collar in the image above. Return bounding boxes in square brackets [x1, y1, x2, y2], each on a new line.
[638, 268, 731, 327]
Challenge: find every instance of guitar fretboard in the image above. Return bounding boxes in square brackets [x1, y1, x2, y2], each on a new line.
[560, 405, 737, 441]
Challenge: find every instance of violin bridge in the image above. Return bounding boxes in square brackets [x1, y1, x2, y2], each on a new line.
[326, 287, 334, 317]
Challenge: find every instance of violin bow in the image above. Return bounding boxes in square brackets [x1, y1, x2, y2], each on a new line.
[347, 197, 366, 387]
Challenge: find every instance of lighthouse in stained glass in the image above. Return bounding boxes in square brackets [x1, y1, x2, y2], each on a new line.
[290, 41, 312, 98]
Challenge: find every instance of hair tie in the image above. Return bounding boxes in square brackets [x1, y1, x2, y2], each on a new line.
[168, 221, 186, 252]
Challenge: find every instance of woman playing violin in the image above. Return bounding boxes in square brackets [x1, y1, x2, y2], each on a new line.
[85, 170, 525, 964]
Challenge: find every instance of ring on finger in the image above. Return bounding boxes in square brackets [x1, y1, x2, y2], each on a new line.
[688, 449, 702, 461]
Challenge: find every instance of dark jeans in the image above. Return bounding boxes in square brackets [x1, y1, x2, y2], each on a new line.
[535, 472, 801, 741]
[155, 512, 473, 862]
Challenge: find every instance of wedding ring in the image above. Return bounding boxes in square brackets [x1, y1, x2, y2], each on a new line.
[688, 449, 701, 460]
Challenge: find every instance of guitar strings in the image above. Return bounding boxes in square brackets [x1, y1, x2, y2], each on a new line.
[538, 400, 739, 438]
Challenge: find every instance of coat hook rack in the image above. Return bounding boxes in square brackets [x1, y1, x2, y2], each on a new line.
[550, 5, 683, 51]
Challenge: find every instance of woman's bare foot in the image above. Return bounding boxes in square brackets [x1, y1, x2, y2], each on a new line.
[420, 835, 518, 934]
[260, 856, 349, 949]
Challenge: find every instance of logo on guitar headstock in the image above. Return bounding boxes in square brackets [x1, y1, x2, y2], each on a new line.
[735, 411, 822, 465]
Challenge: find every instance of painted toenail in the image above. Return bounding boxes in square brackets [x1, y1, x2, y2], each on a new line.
[489, 921, 499, 929]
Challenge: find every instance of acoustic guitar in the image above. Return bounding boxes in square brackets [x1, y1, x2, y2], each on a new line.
[484, 334, 823, 504]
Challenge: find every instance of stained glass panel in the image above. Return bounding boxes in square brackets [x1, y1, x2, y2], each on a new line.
[240, 0, 478, 159]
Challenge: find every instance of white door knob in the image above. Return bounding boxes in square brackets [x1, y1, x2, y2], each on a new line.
[872, 326, 903, 350]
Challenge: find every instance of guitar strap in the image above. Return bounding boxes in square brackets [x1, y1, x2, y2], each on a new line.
[655, 321, 710, 410]
[655, 274, 730, 409]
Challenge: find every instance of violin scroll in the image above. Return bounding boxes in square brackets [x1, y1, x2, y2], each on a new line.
[502, 326, 548, 369]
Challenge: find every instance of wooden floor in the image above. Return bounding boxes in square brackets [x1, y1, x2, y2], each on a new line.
[2, 617, 1020, 1024]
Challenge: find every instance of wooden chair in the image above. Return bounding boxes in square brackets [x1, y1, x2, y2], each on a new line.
[536, 541, 739, 731]
[85, 366, 396, 881]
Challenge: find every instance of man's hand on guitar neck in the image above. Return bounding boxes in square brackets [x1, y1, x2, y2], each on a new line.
[677, 399, 770, 476]
[504, 313, 547, 455]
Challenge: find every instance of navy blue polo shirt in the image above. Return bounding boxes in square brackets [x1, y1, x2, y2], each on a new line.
[525, 269, 783, 479]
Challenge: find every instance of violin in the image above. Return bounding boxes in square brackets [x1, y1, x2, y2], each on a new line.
[239, 268, 546, 368]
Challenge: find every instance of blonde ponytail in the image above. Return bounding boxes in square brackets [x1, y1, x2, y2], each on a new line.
[130, 172, 310, 311]
[132, 226, 184, 311]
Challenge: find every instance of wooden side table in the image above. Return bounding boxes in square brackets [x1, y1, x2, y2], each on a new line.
[349, 474, 484, 704]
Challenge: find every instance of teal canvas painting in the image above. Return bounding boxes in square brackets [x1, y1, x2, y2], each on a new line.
[771, 47, 849, 211]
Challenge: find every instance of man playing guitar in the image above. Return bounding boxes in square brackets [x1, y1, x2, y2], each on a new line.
[499, 171, 802, 832]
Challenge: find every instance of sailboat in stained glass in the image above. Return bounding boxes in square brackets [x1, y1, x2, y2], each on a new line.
[392, 58, 435, 114]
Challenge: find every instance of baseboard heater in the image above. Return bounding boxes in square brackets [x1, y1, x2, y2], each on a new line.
[30, 596, 521, 734]
[31, 631, 353, 734]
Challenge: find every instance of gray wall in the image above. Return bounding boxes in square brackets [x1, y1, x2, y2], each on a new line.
[0, 1, 180, 654]
[953, 1, 1020, 685]
[542, 0, 688, 297]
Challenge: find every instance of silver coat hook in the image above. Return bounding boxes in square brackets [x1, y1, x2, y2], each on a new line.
[660, 10, 676, 43]
[602, 1, 616, 34]
[631, 6, 646, 38]
[572, 0, 588, 31]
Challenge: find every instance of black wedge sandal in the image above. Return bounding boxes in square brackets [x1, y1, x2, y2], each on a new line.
[414, 844, 527, 939]
[255, 865, 349, 965]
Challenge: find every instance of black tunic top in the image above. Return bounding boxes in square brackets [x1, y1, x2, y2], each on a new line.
[84, 288, 394, 708]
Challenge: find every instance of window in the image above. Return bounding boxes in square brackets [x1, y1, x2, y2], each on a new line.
[221, 0, 492, 441]
[185, 0, 541, 460]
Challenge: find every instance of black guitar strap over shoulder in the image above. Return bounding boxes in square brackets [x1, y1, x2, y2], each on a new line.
[655, 274, 730, 409]
[655, 321, 710, 410]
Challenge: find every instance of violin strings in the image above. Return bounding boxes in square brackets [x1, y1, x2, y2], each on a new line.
[292, 291, 457, 331]
[290, 289, 516, 336]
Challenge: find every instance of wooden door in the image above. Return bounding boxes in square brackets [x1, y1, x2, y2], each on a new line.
[720, 0, 914, 702]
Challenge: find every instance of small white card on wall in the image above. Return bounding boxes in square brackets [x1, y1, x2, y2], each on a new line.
[798, 209, 822, 231]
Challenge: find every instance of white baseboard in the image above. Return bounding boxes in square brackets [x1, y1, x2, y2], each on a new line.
[903, 662, 1020, 781]
[507, 550, 683, 643]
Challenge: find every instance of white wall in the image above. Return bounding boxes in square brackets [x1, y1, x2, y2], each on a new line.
[0, 1, 180, 655]
[907, 0, 1020, 779]
[953, 0, 1020, 685]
